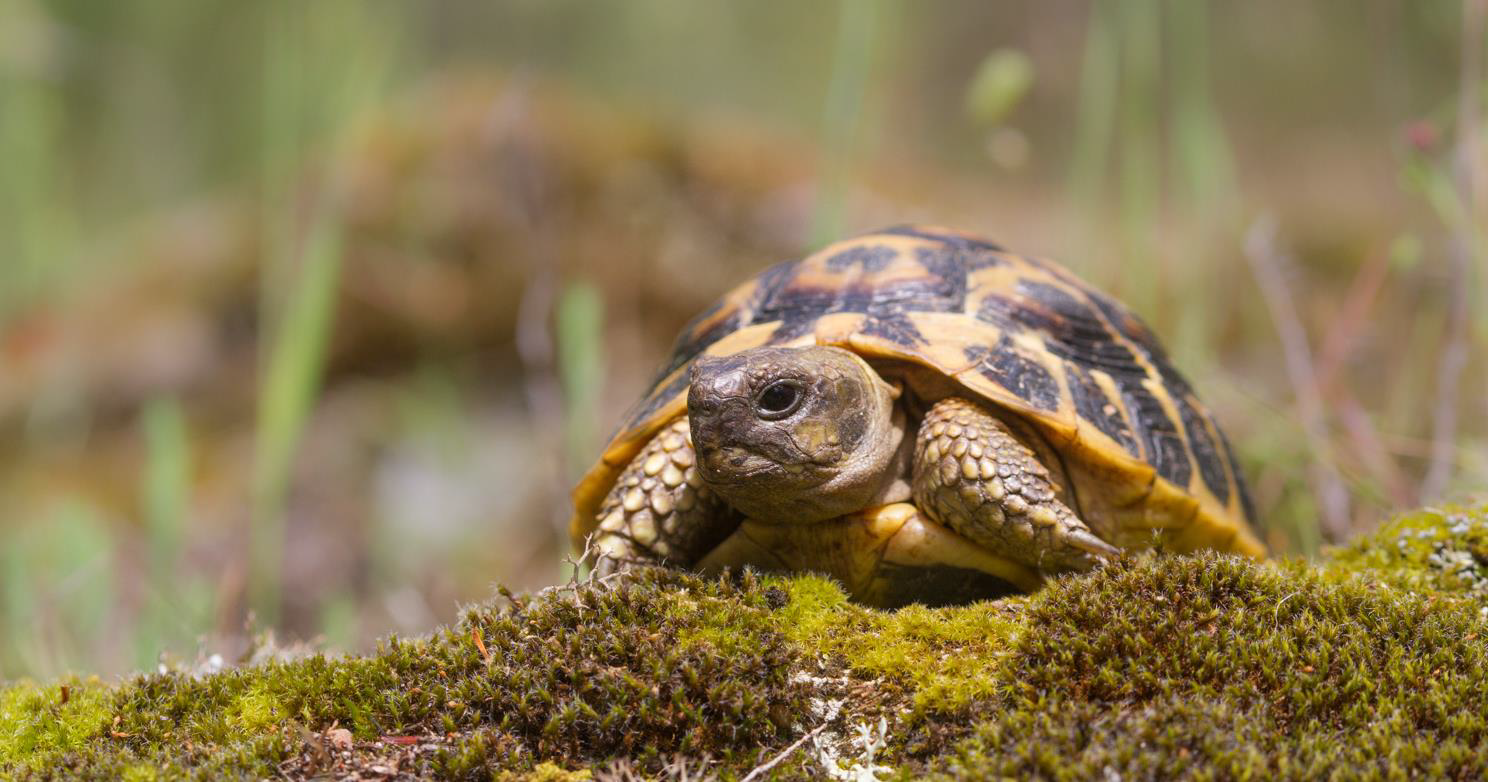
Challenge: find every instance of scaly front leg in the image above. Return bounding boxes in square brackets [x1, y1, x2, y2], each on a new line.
[590, 417, 741, 576]
[911, 397, 1119, 572]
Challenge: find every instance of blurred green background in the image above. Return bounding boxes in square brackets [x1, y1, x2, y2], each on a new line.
[1, 0, 1485, 680]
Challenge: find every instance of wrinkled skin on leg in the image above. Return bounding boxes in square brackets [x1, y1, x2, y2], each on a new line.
[589, 418, 740, 576]
[911, 397, 1119, 571]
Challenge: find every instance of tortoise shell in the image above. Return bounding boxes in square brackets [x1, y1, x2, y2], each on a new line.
[571, 225, 1265, 559]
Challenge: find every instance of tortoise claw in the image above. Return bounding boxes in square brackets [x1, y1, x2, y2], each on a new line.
[1064, 529, 1121, 566]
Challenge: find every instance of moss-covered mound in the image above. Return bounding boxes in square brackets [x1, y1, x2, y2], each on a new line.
[5, 506, 1488, 780]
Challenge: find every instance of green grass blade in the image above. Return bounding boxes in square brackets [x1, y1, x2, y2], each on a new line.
[138, 397, 191, 666]
[811, 0, 881, 248]
[250, 216, 343, 625]
[556, 281, 605, 481]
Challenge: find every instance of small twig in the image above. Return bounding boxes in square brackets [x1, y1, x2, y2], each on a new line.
[1242, 216, 1351, 540]
[740, 723, 830, 782]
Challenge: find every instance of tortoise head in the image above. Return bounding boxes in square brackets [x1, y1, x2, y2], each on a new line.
[687, 346, 903, 523]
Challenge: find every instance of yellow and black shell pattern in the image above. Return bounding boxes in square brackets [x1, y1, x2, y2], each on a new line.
[571, 225, 1266, 559]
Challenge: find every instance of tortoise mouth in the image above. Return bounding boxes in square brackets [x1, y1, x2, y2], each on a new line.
[697, 463, 773, 487]
[695, 440, 832, 490]
[695, 445, 780, 485]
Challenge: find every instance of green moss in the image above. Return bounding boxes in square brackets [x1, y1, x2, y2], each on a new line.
[1, 569, 810, 779]
[1323, 503, 1488, 597]
[504, 761, 592, 781]
[226, 685, 284, 734]
[6, 507, 1488, 780]
[768, 573, 1026, 712]
[926, 551, 1488, 778]
[0, 677, 111, 770]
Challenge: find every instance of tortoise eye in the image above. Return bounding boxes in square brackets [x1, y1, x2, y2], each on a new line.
[755, 380, 804, 419]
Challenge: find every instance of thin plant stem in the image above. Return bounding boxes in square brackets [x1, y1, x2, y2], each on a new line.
[1422, 0, 1485, 502]
[1243, 216, 1352, 541]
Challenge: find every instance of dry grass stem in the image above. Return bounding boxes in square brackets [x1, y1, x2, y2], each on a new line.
[1424, 0, 1485, 502]
[739, 723, 829, 782]
[1243, 216, 1352, 540]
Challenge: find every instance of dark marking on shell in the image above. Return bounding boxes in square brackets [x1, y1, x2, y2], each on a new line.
[1174, 393, 1230, 504]
[746, 259, 818, 342]
[913, 239, 1005, 282]
[965, 253, 1007, 272]
[853, 274, 966, 317]
[1118, 382, 1192, 489]
[746, 259, 802, 319]
[756, 284, 836, 342]
[1089, 291, 1216, 492]
[860, 313, 926, 347]
[965, 340, 1060, 412]
[978, 277, 1162, 476]
[825, 244, 897, 272]
[975, 293, 1026, 333]
[1065, 364, 1139, 457]
[912, 246, 970, 309]
[1008, 280, 1149, 379]
[881, 224, 1005, 254]
[1027, 278, 1230, 496]
[754, 242, 965, 344]
[1150, 361, 1203, 420]
[1086, 288, 1175, 368]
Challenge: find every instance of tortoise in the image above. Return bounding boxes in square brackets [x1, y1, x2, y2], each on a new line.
[570, 225, 1265, 607]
